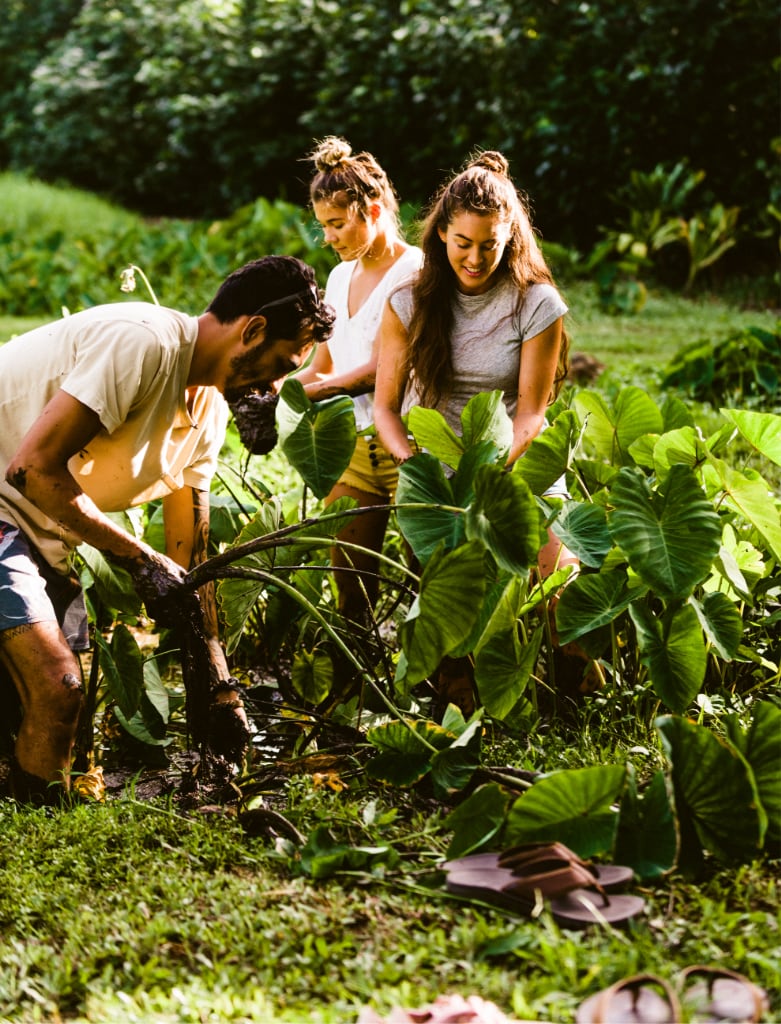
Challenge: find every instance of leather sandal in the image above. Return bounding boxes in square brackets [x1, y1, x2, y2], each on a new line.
[678, 965, 768, 1023]
[575, 973, 680, 1023]
[445, 858, 645, 929]
[444, 841, 634, 893]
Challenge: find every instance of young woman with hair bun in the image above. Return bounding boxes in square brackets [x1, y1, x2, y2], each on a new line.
[374, 150, 579, 713]
[295, 137, 423, 626]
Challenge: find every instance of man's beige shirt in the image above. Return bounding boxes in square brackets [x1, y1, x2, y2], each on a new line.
[0, 302, 228, 571]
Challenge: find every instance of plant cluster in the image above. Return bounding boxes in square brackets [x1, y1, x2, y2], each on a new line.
[662, 325, 781, 412]
[70, 372, 781, 883]
[0, 0, 777, 257]
[585, 162, 750, 312]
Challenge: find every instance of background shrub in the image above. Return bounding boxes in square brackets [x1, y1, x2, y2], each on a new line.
[1, 0, 777, 258]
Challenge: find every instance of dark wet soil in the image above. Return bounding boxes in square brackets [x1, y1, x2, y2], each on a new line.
[228, 391, 279, 455]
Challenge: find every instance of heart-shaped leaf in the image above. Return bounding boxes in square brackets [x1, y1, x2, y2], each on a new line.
[505, 764, 627, 857]
[608, 464, 721, 599]
[656, 715, 764, 863]
[444, 783, 511, 860]
[629, 601, 706, 713]
[615, 766, 677, 881]
[398, 541, 486, 685]
[396, 453, 464, 565]
[277, 378, 356, 499]
[465, 464, 541, 574]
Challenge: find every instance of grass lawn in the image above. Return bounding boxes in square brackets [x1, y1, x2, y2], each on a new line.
[0, 777, 777, 1023]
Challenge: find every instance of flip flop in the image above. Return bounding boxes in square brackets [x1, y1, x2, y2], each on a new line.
[444, 841, 635, 893]
[575, 973, 680, 1023]
[678, 966, 769, 1023]
[444, 863, 645, 929]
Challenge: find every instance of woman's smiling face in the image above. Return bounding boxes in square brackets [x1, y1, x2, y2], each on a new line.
[437, 210, 510, 295]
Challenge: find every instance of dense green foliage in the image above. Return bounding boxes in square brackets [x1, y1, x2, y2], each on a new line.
[0, 174, 334, 316]
[1, 0, 777, 255]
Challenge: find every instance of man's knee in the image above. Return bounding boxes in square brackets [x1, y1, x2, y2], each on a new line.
[58, 670, 83, 701]
[50, 672, 84, 729]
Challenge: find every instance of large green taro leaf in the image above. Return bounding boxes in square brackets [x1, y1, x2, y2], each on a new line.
[459, 389, 513, 453]
[512, 410, 580, 496]
[615, 767, 677, 881]
[277, 378, 356, 499]
[724, 702, 781, 850]
[550, 501, 613, 569]
[365, 715, 479, 790]
[705, 458, 781, 562]
[465, 463, 541, 574]
[629, 601, 706, 713]
[607, 464, 721, 599]
[398, 541, 486, 685]
[721, 409, 781, 467]
[444, 783, 511, 860]
[472, 576, 541, 719]
[396, 452, 464, 565]
[554, 569, 641, 646]
[656, 715, 764, 864]
[689, 591, 744, 661]
[78, 543, 142, 616]
[505, 764, 627, 858]
[407, 406, 464, 469]
[575, 386, 663, 466]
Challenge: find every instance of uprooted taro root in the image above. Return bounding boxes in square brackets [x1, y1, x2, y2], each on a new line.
[228, 390, 279, 455]
[138, 563, 250, 775]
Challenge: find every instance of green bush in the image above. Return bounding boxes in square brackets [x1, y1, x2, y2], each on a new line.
[1, 0, 776, 253]
[661, 325, 781, 410]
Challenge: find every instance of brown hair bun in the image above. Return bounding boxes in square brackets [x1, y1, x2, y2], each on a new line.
[470, 150, 510, 176]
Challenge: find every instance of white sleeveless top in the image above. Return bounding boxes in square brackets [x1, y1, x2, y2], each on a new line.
[324, 245, 423, 430]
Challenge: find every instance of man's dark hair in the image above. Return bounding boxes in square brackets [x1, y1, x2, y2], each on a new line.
[207, 255, 334, 344]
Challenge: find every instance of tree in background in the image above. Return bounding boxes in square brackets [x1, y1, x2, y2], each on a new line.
[1, 0, 777, 254]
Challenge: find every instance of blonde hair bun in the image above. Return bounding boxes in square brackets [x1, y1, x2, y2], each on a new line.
[471, 150, 510, 176]
[310, 136, 353, 172]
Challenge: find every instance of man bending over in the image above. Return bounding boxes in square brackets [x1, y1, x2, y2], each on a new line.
[0, 256, 334, 802]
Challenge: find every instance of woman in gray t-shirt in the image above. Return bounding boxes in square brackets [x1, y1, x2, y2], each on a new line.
[376, 150, 574, 563]
[374, 151, 579, 710]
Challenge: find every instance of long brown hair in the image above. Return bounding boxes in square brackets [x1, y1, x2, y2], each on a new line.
[406, 150, 569, 406]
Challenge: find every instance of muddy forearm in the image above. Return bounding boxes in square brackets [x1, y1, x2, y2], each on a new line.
[301, 367, 376, 401]
[7, 463, 148, 563]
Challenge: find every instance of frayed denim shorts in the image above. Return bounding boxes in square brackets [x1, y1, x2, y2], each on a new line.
[0, 520, 89, 651]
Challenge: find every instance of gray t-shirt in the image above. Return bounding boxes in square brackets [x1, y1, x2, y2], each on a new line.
[390, 276, 567, 432]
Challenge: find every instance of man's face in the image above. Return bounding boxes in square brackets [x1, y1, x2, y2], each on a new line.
[224, 327, 314, 400]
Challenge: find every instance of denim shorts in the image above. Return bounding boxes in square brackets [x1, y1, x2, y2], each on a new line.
[0, 520, 89, 651]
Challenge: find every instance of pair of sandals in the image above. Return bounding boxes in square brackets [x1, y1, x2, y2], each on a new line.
[576, 967, 769, 1023]
[443, 841, 645, 928]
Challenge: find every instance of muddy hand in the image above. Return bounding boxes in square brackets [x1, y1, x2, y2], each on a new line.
[126, 548, 191, 627]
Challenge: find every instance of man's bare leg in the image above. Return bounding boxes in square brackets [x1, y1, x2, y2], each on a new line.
[0, 620, 83, 795]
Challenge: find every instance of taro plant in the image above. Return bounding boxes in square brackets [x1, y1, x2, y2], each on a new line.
[587, 162, 742, 304]
[661, 324, 780, 412]
[555, 390, 781, 713]
[440, 699, 780, 879]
